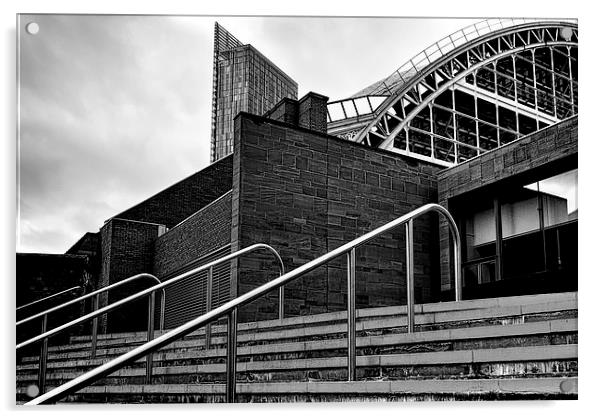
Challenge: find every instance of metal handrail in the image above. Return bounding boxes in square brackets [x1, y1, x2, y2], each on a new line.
[26, 203, 461, 405]
[19, 243, 285, 399]
[17, 286, 83, 313]
[16, 274, 165, 330]
[16, 272, 164, 395]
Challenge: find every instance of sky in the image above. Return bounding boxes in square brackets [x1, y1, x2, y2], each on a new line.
[19, 13, 529, 255]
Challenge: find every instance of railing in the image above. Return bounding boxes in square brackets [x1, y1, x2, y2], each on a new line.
[16, 273, 165, 395]
[17, 286, 83, 316]
[25, 203, 461, 405]
[18, 243, 284, 399]
[359, 18, 577, 98]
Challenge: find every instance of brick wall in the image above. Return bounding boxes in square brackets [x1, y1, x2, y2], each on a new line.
[153, 191, 233, 279]
[99, 218, 165, 332]
[114, 154, 233, 228]
[437, 116, 578, 293]
[232, 112, 440, 322]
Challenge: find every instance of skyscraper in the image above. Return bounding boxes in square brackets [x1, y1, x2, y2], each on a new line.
[210, 23, 298, 162]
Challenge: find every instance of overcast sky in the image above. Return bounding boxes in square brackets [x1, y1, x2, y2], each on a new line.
[17, 15, 485, 254]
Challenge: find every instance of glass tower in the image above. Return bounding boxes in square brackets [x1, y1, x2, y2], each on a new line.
[210, 23, 298, 162]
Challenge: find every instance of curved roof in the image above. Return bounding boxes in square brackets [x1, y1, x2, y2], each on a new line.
[327, 18, 578, 166]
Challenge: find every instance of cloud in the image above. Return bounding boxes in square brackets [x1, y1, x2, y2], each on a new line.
[17, 15, 480, 253]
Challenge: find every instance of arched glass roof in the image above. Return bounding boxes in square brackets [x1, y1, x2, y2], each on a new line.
[327, 18, 578, 167]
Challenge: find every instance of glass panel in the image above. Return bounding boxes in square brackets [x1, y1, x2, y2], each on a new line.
[477, 98, 497, 125]
[499, 127, 517, 145]
[432, 106, 454, 139]
[476, 66, 496, 94]
[368, 96, 387, 110]
[498, 106, 516, 131]
[456, 115, 477, 147]
[496, 56, 514, 78]
[328, 103, 346, 121]
[501, 186, 545, 279]
[553, 47, 571, 78]
[410, 107, 431, 131]
[501, 192, 540, 238]
[454, 89, 475, 116]
[478, 122, 498, 151]
[516, 81, 536, 108]
[408, 128, 432, 157]
[518, 113, 537, 135]
[525, 169, 578, 227]
[433, 137, 456, 163]
[457, 145, 477, 162]
[467, 206, 495, 250]
[342, 100, 357, 118]
[393, 131, 407, 150]
[354, 97, 372, 115]
[496, 74, 515, 101]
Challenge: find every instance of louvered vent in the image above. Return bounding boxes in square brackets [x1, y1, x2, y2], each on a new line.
[161, 245, 232, 329]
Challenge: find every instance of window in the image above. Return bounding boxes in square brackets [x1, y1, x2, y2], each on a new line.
[457, 168, 577, 298]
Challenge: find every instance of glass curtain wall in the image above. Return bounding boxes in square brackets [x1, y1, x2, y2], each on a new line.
[460, 168, 577, 297]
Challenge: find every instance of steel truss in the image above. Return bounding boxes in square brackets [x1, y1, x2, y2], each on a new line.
[329, 20, 578, 167]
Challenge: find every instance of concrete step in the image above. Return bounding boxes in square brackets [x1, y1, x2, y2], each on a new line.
[68, 291, 578, 344]
[17, 318, 577, 372]
[17, 344, 577, 389]
[72, 377, 579, 401]
[18, 377, 578, 403]
[16, 292, 578, 403]
[39, 296, 576, 357]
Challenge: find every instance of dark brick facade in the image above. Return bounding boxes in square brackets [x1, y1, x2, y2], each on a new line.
[114, 155, 233, 228]
[232, 112, 441, 322]
[16, 253, 92, 342]
[153, 191, 232, 279]
[437, 116, 578, 292]
[99, 218, 165, 332]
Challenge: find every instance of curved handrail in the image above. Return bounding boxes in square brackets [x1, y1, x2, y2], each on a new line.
[26, 203, 460, 405]
[17, 243, 284, 351]
[17, 286, 82, 312]
[16, 274, 165, 330]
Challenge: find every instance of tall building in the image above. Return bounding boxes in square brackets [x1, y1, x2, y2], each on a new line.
[210, 23, 298, 162]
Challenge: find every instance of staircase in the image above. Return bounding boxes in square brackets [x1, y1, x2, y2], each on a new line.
[16, 291, 578, 403]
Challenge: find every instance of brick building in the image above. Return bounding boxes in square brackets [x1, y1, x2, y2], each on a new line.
[19, 19, 578, 333]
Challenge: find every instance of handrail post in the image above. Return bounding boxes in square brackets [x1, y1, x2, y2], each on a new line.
[277, 261, 285, 321]
[347, 248, 357, 381]
[405, 219, 415, 334]
[226, 308, 238, 403]
[159, 290, 165, 332]
[38, 314, 48, 395]
[278, 286, 284, 320]
[205, 266, 213, 350]
[90, 294, 99, 358]
[447, 215, 463, 302]
[145, 291, 156, 384]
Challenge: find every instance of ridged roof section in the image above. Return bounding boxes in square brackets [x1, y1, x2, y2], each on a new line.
[349, 18, 577, 99]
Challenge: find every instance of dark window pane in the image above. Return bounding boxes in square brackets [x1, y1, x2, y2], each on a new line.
[432, 106, 454, 139]
[477, 98, 497, 125]
[456, 115, 477, 147]
[478, 122, 498, 151]
[408, 128, 432, 157]
[433, 137, 456, 163]
[454, 89, 475, 117]
[518, 114, 537, 135]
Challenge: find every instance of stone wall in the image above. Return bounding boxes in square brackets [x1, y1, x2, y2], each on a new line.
[232, 112, 441, 322]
